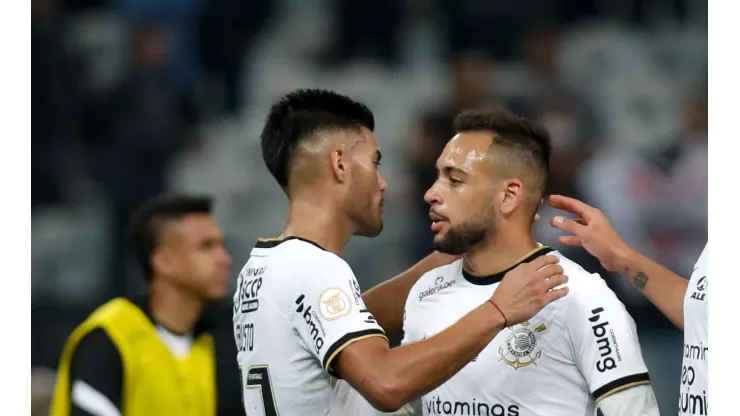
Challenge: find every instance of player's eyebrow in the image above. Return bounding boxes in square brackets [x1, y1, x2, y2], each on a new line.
[438, 165, 468, 177]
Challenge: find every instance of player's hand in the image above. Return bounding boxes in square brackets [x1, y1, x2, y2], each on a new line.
[490, 255, 568, 326]
[548, 194, 633, 272]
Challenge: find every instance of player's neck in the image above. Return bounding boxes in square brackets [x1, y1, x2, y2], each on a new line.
[282, 197, 352, 256]
[149, 280, 204, 335]
[463, 224, 539, 277]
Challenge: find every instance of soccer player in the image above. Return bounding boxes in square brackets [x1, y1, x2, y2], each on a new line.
[232, 89, 569, 415]
[548, 195, 707, 416]
[50, 194, 237, 416]
[388, 109, 659, 415]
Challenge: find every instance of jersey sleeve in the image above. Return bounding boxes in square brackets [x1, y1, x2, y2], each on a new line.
[68, 328, 124, 416]
[596, 384, 659, 416]
[565, 276, 651, 402]
[291, 255, 387, 376]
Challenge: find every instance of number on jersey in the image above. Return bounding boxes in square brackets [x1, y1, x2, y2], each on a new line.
[243, 364, 279, 416]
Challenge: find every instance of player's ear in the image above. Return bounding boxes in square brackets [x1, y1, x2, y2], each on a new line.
[330, 147, 348, 183]
[500, 178, 524, 215]
[152, 247, 175, 278]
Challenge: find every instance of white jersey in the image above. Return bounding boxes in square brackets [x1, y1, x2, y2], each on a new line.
[232, 237, 387, 416]
[679, 243, 708, 415]
[399, 247, 653, 416]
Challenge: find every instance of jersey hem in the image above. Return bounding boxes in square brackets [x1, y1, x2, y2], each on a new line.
[323, 329, 388, 378]
[593, 372, 651, 402]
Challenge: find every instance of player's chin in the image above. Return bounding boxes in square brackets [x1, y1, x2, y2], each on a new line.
[354, 220, 383, 238]
[432, 235, 466, 255]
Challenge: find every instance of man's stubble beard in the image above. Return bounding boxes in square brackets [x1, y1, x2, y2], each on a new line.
[433, 204, 498, 255]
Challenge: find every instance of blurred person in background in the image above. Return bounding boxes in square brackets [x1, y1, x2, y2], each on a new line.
[409, 53, 507, 259]
[549, 195, 707, 416]
[112, 0, 202, 91]
[98, 22, 202, 297]
[50, 194, 240, 416]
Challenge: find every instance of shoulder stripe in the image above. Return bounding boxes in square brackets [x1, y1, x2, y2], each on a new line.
[323, 329, 387, 378]
[592, 372, 651, 402]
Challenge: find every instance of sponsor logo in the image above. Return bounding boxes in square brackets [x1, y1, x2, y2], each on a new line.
[318, 288, 352, 320]
[589, 307, 619, 372]
[498, 321, 546, 370]
[349, 279, 362, 306]
[684, 342, 708, 361]
[679, 389, 708, 415]
[419, 276, 456, 301]
[690, 276, 707, 301]
[424, 396, 520, 416]
[295, 294, 325, 354]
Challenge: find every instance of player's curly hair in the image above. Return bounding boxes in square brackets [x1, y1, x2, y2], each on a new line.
[260, 89, 375, 188]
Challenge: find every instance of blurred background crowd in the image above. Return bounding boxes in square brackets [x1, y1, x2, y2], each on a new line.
[32, 0, 707, 414]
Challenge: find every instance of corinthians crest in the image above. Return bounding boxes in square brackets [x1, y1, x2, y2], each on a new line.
[498, 321, 547, 370]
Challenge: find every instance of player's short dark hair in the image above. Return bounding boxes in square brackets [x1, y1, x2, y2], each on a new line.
[260, 89, 375, 187]
[454, 108, 551, 193]
[127, 194, 213, 281]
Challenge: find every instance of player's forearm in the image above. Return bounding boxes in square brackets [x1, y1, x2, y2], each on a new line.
[618, 248, 688, 330]
[363, 252, 455, 334]
[378, 302, 504, 407]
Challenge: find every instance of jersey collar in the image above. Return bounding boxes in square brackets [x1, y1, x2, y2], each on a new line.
[254, 236, 328, 251]
[461, 246, 555, 286]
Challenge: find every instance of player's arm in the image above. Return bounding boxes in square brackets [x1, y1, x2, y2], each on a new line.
[304, 255, 567, 412]
[565, 277, 658, 414]
[67, 328, 123, 416]
[612, 249, 688, 329]
[362, 251, 458, 334]
[549, 194, 689, 329]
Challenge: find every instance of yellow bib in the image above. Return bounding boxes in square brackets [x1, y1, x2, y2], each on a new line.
[51, 298, 216, 416]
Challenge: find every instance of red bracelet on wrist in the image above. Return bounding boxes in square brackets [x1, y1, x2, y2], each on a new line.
[487, 299, 508, 328]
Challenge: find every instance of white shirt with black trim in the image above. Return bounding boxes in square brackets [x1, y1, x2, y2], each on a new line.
[397, 246, 657, 416]
[232, 237, 387, 416]
[679, 243, 708, 415]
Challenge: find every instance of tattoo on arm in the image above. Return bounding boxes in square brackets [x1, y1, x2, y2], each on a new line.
[622, 266, 649, 290]
[633, 272, 649, 290]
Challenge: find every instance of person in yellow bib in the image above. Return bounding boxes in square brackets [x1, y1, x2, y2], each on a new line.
[51, 194, 233, 416]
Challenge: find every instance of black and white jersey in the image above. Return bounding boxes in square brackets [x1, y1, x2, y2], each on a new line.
[397, 247, 655, 416]
[680, 243, 708, 416]
[232, 237, 387, 416]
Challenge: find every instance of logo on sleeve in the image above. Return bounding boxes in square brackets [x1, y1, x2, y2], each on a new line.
[295, 294, 325, 354]
[348, 279, 362, 306]
[498, 321, 547, 370]
[690, 276, 707, 301]
[318, 288, 352, 320]
[589, 307, 621, 372]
